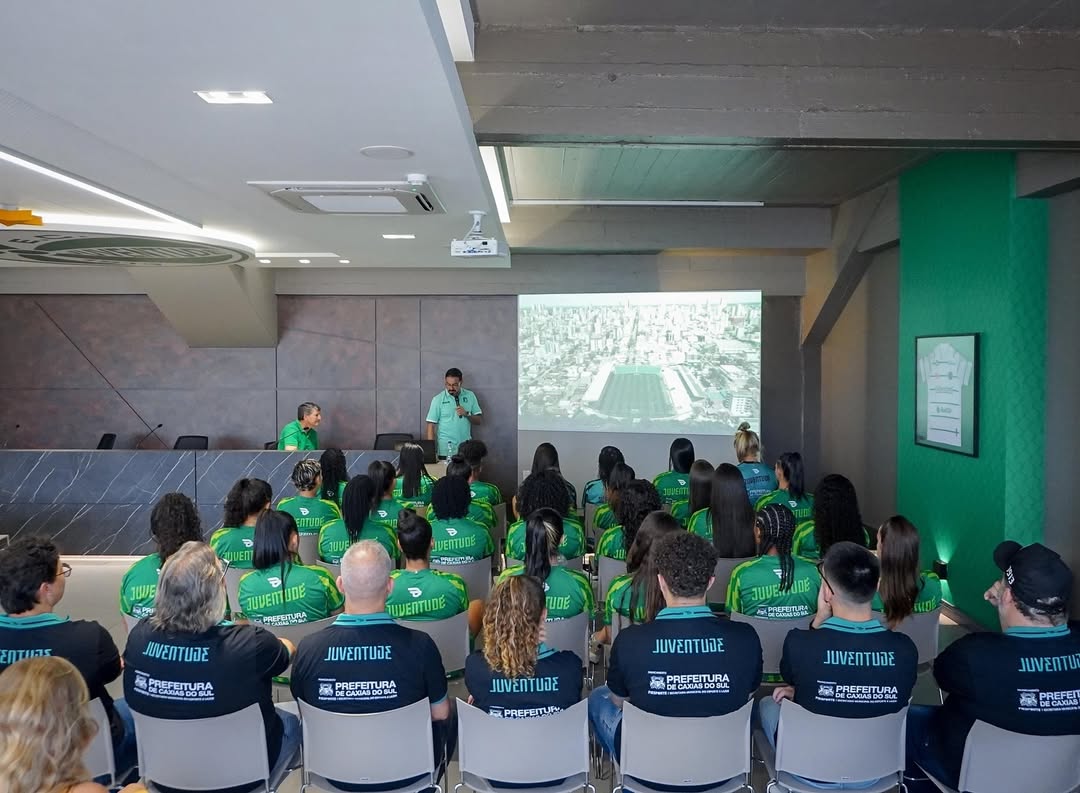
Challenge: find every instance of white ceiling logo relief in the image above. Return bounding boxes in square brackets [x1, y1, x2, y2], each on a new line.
[0, 230, 251, 266]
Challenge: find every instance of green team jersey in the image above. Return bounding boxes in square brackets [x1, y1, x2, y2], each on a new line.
[336, 480, 347, 506]
[603, 573, 648, 626]
[120, 554, 164, 618]
[670, 500, 691, 528]
[387, 568, 469, 621]
[596, 525, 628, 561]
[725, 555, 821, 619]
[871, 573, 943, 615]
[277, 420, 317, 451]
[237, 562, 343, 625]
[652, 471, 690, 504]
[430, 517, 494, 565]
[498, 565, 594, 620]
[594, 504, 618, 532]
[792, 520, 872, 560]
[469, 481, 502, 507]
[755, 489, 815, 523]
[393, 476, 434, 509]
[318, 518, 398, 563]
[468, 500, 496, 530]
[505, 516, 586, 561]
[209, 526, 256, 569]
[687, 508, 713, 540]
[277, 494, 342, 535]
[372, 497, 409, 532]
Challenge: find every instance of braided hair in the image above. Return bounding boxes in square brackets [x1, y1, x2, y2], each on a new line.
[756, 503, 797, 593]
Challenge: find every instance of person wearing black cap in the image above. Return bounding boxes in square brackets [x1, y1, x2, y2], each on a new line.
[905, 541, 1080, 791]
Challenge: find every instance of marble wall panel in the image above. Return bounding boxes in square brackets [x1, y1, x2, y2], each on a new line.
[0, 451, 194, 504]
[0, 503, 156, 555]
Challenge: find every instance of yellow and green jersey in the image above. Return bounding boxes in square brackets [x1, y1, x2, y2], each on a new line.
[430, 517, 494, 565]
[318, 518, 398, 563]
[726, 555, 821, 619]
[603, 573, 648, 625]
[670, 500, 691, 529]
[506, 516, 586, 561]
[209, 526, 256, 569]
[594, 504, 618, 533]
[468, 500, 496, 530]
[596, 525, 628, 561]
[372, 497, 409, 532]
[687, 508, 713, 541]
[119, 554, 163, 619]
[277, 494, 342, 535]
[792, 520, 872, 560]
[393, 476, 434, 509]
[238, 563, 343, 625]
[498, 565, 594, 620]
[277, 420, 317, 451]
[871, 572, 943, 615]
[387, 568, 469, 621]
[652, 471, 690, 504]
[755, 489, 815, 523]
[469, 481, 502, 507]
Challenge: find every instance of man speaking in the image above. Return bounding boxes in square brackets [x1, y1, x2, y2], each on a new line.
[426, 368, 482, 458]
[278, 402, 321, 451]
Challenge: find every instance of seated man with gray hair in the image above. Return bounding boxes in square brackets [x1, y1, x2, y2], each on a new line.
[291, 540, 455, 786]
[123, 541, 299, 792]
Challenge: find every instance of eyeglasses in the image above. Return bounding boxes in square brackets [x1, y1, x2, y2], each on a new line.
[59, 562, 72, 578]
[816, 561, 830, 590]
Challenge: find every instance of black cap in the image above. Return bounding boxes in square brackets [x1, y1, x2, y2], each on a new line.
[993, 541, 1073, 606]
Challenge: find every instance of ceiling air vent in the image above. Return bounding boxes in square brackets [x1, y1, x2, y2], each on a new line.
[249, 177, 444, 215]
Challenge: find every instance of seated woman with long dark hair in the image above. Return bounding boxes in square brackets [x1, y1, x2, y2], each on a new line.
[120, 492, 203, 620]
[210, 478, 272, 569]
[530, 442, 576, 512]
[688, 463, 757, 558]
[238, 510, 343, 624]
[872, 515, 942, 628]
[507, 470, 586, 562]
[652, 437, 695, 504]
[670, 459, 713, 529]
[581, 445, 624, 508]
[498, 508, 593, 620]
[755, 451, 814, 522]
[318, 475, 398, 563]
[445, 454, 496, 529]
[428, 475, 494, 566]
[394, 442, 435, 509]
[596, 479, 662, 561]
[319, 447, 350, 506]
[368, 460, 408, 532]
[593, 462, 635, 533]
[791, 473, 868, 560]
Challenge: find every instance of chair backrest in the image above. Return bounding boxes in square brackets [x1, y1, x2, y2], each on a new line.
[892, 608, 941, 666]
[584, 502, 599, 537]
[775, 700, 907, 784]
[263, 441, 277, 450]
[224, 567, 245, 617]
[296, 532, 319, 565]
[543, 611, 589, 668]
[317, 560, 341, 579]
[84, 698, 115, 784]
[123, 613, 142, 633]
[432, 557, 491, 601]
[491, 502, 507, 545]
[958, 720, 1080, 793]
[375, 432, 414, 450]
[706, 556, 755, 605]
[621, 699, 753, 786]
[728, 612, 812, 676]
[58, 555, 141, 647]
[96, 432, 117, 450]
[610, 612, 624, 644]
[299, 698, 434, 788]
[457, 698, 589, 785]
[256, 615, 337, 649]
[132, 703, 271, 791]
[598, 555, 627, 602]
[173, 435, 209, 450]
[394, 610, 470, 673]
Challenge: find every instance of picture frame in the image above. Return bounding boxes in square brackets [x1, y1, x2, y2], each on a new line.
[914, 333, 979, 457]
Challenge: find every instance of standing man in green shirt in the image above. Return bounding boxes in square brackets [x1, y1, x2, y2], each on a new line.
[278, 402, 321, 451]
[426, 368, 482, 459]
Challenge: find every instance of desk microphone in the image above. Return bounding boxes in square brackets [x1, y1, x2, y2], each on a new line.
[1, 424, 20, 449]
[134, 424, 164, 450]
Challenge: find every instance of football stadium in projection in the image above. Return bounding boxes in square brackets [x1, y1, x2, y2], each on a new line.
[518, 292, 762, 435]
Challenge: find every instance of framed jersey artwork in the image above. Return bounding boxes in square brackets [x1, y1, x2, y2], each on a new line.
[915, 333, 979, 457]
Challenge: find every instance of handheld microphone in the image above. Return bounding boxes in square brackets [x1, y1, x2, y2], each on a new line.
[454, 393, 465, 418]
[134, 423, 164, 450]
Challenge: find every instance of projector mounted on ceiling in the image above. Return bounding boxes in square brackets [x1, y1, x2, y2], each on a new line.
[249, 175, 444, 215]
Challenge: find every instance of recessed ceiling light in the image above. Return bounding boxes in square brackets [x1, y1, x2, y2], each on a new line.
[258, 258, 271, 264]
[298, 259, 311, 264]
[195, 90, 272, 105]
[382, 234, 416, 240]
[338, 259, 350, 264]
[359, 145, 414, 160]
[479, 146, 511, 224]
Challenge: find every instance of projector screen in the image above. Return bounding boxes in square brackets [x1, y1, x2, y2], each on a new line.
[518, 291, 762, 435]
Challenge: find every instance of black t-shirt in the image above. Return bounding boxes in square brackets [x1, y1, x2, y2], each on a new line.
[780, 617, 917, 718]
[290, 612, 447, 713]
[929, 624, 1080, 784]
[607, 605, 762, 726]
[465, 644, 582, 719]
[123, 619, 289, 789]
[0, 613, 122, 741]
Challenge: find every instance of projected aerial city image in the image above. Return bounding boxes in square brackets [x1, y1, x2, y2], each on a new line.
[518, 292, 762, 435]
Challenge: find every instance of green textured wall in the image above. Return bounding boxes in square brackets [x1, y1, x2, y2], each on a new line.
[897, 153, 1048, 628]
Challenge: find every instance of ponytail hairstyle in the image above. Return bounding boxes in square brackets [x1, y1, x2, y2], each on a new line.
[290, 458, 322, 495]
[524, 507, 563, 582]
[734, 422, 763, 462]
[367, 460, 397, 505]
[688, 460, 714, 514]
[445, 454, 472, 481]
[604, 462, 636, 508]
[252, 510, 299, 606]
[813, 474, 865, 557]
[775, 452, 806, 501]
[756, 503, 797, 593]
[222, 478, 272, 528]
[597, 445, 625, 484]
[668, 438, 695, 475]
[341, 475, 377, 543]
[396, 508, 433, 562]
[625, 511, 681, 623]
[877, 515, 923, 628]
[709, 463, 756, 557]
[615, 479, 663, 551]
[319, 448, 349, 502]
[397, 443, 432, 499]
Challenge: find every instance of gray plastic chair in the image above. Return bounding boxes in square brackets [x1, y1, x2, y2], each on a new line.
[892, 608, 942, 666]
[122, 613, 142, 633]
[456, 698, 592, 793]
[84, 698, 118, 785]
[394, 610, 470, 673]
[728, 612, 812, 678]
[584, 503, 599, 538]
[598, 556, 627, 606]
[921, 719, 1080, 793]
[317, 560, 341, 579]
[706, 557, 755, 606]
[491, 503, 507, 546]
[543, 611, 590, 670]
[755, 700, 908, 793]
[297, 533, 320, 565]
[432, 557, 491, 602]
[132, 702, 298, 793]
[298, 697, 438, 793]
[616, 699, 754, 793]
[224, 566, 245, 617]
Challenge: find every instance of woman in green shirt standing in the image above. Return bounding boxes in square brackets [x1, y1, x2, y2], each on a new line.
[238, 510, 343, 625]
[210, 478, 272, 569]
